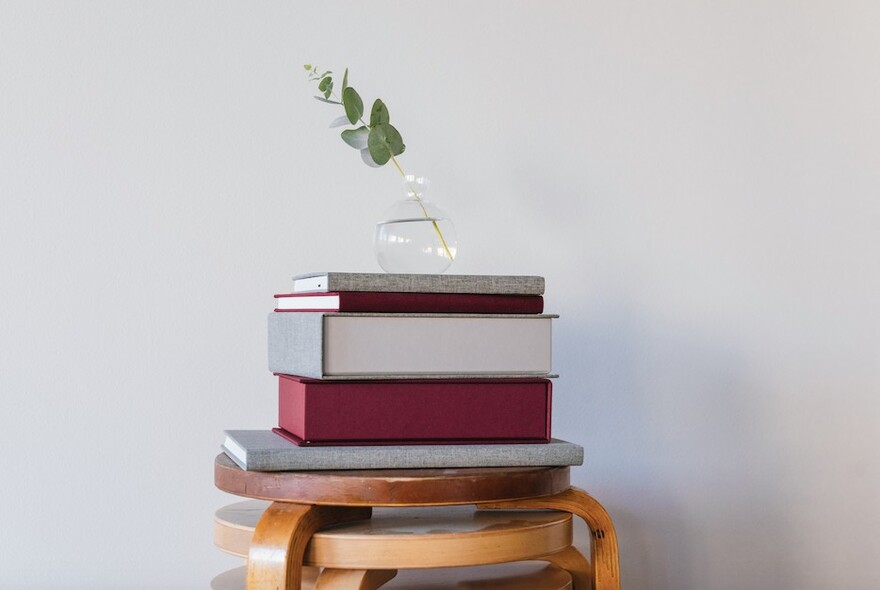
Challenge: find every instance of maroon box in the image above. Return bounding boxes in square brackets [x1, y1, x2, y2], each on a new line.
[276, 374, 552, 446]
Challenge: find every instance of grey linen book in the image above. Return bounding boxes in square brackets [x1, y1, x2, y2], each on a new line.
[222, 430, 584, 471]
[292, 272, 545, 295]
[268, 312, 556, 379]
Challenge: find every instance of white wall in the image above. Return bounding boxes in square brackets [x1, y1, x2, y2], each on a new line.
[1, 1, 878, 587]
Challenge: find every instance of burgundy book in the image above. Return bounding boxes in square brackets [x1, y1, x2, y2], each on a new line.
[273, 291, 544, 314]
[276, 375, 552, 446]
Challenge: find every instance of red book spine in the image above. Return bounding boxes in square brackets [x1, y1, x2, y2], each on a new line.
[277, 375, 552, 446]
[274, 292, 544, 314]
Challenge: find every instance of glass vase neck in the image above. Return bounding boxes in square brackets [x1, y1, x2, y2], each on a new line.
[403, 174, 430, 198]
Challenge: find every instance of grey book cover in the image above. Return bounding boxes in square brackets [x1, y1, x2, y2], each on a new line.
[222, 430, 584, 471]
[268, 312, 556, 379]
[292, 272, 545, 295]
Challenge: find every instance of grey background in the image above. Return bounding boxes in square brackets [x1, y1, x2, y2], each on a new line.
[1, 1, 878, 587]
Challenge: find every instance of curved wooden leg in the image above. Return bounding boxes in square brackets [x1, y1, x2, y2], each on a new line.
[479, 487, 619, 590]
[247, 502, 371, 590]
[540, 545, 592, 590]
[315, 568, 397, 589]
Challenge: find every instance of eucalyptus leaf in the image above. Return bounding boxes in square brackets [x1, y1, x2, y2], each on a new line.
[341, 126, 370, 150]
[318, 76, 333, 98]
[342, 87, 363, 125]
[341, 68, 348, 94]
[360, 147, 382, 168]
[370, 99, 390, 126]
[329, 115, 350, 128]
[385, 124, 405, 156]
[371, 123, 405, 156]
[314, 96, 343, 105]
[367, 127, 391, 165]
[303, 64, 312, 70]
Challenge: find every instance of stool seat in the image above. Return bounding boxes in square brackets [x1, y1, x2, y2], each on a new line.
[211, 563, 573, 590]
[215, 501, 573, 569]
[215, 454, 571, 506]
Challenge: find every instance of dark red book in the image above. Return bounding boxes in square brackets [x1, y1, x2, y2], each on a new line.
[276, 375, 552, 446]
[273, 291, 543, 314]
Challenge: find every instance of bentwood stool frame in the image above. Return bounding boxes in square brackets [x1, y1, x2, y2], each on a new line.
[214, 454, 620, 590]
[214, 500, 581, 589]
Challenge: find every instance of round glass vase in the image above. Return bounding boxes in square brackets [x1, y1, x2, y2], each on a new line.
[374, 176, 457, 274]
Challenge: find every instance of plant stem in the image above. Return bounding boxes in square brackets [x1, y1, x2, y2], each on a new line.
[389, 154, 455, 262]
[328, 86, 456, 264]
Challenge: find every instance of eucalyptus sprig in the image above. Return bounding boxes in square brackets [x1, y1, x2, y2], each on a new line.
[304, 64, 406, 170]
[304, 64, 454, 262]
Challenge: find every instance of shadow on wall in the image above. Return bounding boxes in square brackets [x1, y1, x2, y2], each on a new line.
[553, 299, 804, 589]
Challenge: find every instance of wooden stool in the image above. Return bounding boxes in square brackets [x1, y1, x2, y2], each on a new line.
[215, 500, 583, 588]
[212, 562, 574, 590]
[214, 454, 619, 590]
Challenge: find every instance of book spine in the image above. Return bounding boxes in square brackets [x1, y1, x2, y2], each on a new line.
[267, 312, 325, 378]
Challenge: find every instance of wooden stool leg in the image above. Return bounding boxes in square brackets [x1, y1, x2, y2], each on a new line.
[246, 502, 371, 590]
[315, 568, 397, 589]
[479, 487, 619, 590]
[540, 545, 592, 590]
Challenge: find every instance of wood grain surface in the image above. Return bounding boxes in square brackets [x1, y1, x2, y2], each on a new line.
[245, 502, 370, 590]
[480, 486, 620, 590]
[215, 454, 570, 506]
[313, 569, 396, 590]
[212, 562, 572, 590]
[216, 502, 573, 569]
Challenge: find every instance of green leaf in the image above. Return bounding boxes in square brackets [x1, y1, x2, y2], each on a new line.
[382, 123, 405, 156]
[318, 76, 333, 99]
[367, 127, 391, 165]
[314, 96, 343, 105]
[342, 87, 363, 125]
[341, 68, 349, 94]
[360, 148, 382, 168]
[370, 99, 390, 126]
[341, 126, 370, 150]
[303, 64, 312, 71]
[329, 115, 350, 128]
[366, 123, 403, 165]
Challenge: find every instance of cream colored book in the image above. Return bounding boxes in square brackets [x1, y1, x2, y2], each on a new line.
[268, 312, 556, 379]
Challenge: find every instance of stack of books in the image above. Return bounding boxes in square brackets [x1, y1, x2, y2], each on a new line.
[221, 272, 583, 471]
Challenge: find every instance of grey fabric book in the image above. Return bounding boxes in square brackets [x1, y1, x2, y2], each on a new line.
[268, 312, 556, 379]
[292, 272, 545, 295]
[222, 430, 584, 471]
